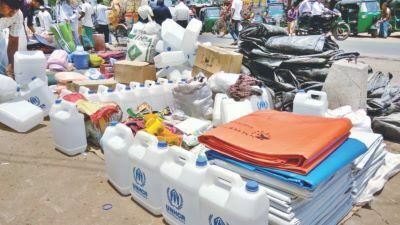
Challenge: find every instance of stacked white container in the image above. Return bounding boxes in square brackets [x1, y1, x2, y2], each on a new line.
[160, 148, 208, 225]
[49, 99, 87, 156]
[101, 122, 134, 195]
[14, 50, 47, 86]
[0, 99, 43, 133]
[128, 131, 167, 215]
[118, 86, 138, 120]
[199, 166, 269, 225]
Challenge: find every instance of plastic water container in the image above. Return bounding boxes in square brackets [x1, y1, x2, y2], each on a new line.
[119, 86, 138, 120]
[155, 40, 164, 53]
[101, 122, 134, 195]
[14, 51, 47, 86]
[148, 82, 167, 111]
[49, 99, 87, 156]
[161, 19, 185, 51]
[181, 19, 202, 55]
[71, 46, 89, 70]
[154, 51, 187, 69]
[79, 86, 100, 102]
[135, 84, 154, 107]
[221, 98, 254, 124]
[129, 81, 141, 89]
[213, 93, 229, 126]
[199, 166, 269, 225]
[0, 75, 17, 103]
[293, 90, 328, 117]
[249, 88, 274, 111]
[21, 77, 55, 116]
[115, 83, 127, 92]
[160, 148, 207, 225]
[128, 131, 166, 215]
[99, 88, 120, 104]
[0, 99, 43, 133]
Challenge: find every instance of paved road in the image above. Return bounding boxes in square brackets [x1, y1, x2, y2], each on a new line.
[199, 32, 400, 60]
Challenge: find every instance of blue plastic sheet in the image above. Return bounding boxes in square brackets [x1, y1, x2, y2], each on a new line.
[206, 138, 367, 191]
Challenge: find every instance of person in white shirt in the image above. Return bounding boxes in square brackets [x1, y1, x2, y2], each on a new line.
[230, 0, 243, 45]
[38, 6, 52, 32]
[79, 0, 94, 49]
[311, 0, 328, 16]
[0, 0, 24, 77]
[56, 0, 81, 45]
[174, 0, 190, 28]
[138, 0, 154, 23]
[298, 0, 312, 16]
[94, 0, 111, 43]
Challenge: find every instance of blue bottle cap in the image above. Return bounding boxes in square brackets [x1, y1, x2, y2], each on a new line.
[158, 141, 168, 148]
[167, 47, 172, 51]
[125, 86, 131, 91]
[55, 99, 62, 104]
[168, 80, 173, 84]
[246, 180, 259, 192]
[298, 89, 305, 93]
[88, 90, 95, 94]
[32, 76, 37, 80]
[109, 121, 118, 126]
[155, 82, 161, 85]
[16, 86, 20, 92]
[140, 84, 145, 87]
[196, 156, 208, 167]
[107, 89, 114, 93]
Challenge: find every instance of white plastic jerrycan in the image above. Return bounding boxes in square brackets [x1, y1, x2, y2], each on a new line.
[135, 84, 154, 107]
[99, 88, 120, 105]
[21, 76, 55, 116]
[199, 166, 269, 225]
[0, 75, 18, 103]
[115, 83, 127, 92]
[128, 131, 167, 215]
[220, 98, 254, 124]
[181, 19, 202, 55]
[148, 82, 167, 111]
[154, 51, 187, 69]
[293, 90, 328, 117]
[213, 93, 229, 127]
[119, 86, 139, 120]
[161, 19, 185, 51]
[49, 99, 87, 156]
[160, 148, 208, 225]
[101, 122, 134, 195]
[79, 86, 100, 102]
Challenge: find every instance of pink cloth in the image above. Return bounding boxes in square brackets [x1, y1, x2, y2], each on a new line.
[47, 50, 69, 72]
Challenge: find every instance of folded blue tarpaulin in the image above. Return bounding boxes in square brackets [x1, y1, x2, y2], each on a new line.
[206, 138, 367, 191]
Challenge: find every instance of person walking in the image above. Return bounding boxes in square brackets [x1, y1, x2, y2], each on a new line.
[21, 0, 44, 34]
[79, 0, 94, 49]
[229, 0, 242, 45]
[287, 4, 298, 36]
[379, 2, 391, 38]
[56, 0, 81, 45]
[94, 0, 110, 43]
[38, 6, 52, 32]
[174, 0, 190, 28]
[138, 0, 154, 23]
[152, 0, 172, 25]
[0, 0, 24, 77]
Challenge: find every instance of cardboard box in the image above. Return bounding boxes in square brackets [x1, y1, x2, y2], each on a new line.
[194, 44, 243, 77]
[67, 79, 117, 92]
[114, 60, 156, 84]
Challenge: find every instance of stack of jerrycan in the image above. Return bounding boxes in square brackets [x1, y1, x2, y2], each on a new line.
[128, 131, 167, 215]
[101, 122, 134, 195]
[160, 147, 207, 225]
[14, 50, 47, 87]
[49, 99, 87, 156]
[21, 76, 55, 116]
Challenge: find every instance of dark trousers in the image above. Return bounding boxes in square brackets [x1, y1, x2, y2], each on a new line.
[96, 24, 110, 43]
[229, 19, 240, 41]
[176, 20, 188, 28]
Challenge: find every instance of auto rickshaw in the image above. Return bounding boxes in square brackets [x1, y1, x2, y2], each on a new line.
[200, 6, 221, 32]
[335, 0, 381, 37]
[388, 0, 400, 35]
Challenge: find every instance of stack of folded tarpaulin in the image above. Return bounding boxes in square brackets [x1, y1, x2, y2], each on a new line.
[199, 110, 368, 225]
[239, 23, 359, 111]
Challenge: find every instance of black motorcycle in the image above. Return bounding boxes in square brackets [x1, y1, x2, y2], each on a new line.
[296, 10, 351, 41]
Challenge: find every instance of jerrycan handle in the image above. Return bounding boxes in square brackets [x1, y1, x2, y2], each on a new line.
[208, 165, 243, 191]
[157, 78, 169, 85]
[134, 131, 158, 148]
[60, 100, 80, 116]
[130, 82, 140, 89]
[169, 146, 195, 166]
[144, 80, 156, 87]
[114, 123, 135, 145]
[97, 85, 109, 94]
[78, 86, 90, 94]
[115, 83, 127, 92]
[306, 90, 327, 102]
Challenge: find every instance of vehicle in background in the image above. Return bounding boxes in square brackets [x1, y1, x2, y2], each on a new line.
[335, 0, 381, 37]
[266, 2, 286, 27]
[200, 6, 221, 32]
[388, 0, 400, 35]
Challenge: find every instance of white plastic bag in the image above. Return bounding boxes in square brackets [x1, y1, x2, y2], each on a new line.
[208, 71, 241, 94]
[0, 75, 17, 103]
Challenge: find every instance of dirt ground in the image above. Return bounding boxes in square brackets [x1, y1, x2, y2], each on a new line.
[0, 58, 399, 225]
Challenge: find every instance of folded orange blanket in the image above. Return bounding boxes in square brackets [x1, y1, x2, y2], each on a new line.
[199, 110, 352, 174]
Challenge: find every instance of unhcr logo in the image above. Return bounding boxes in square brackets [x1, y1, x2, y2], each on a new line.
[28, 96, 46, 109]
[132, 167, 148, 199]
[133, 167, 146, 187]
[208, 215, 229, 225]
[166, 188, 185, 223]
[257, 100, 268, 110]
